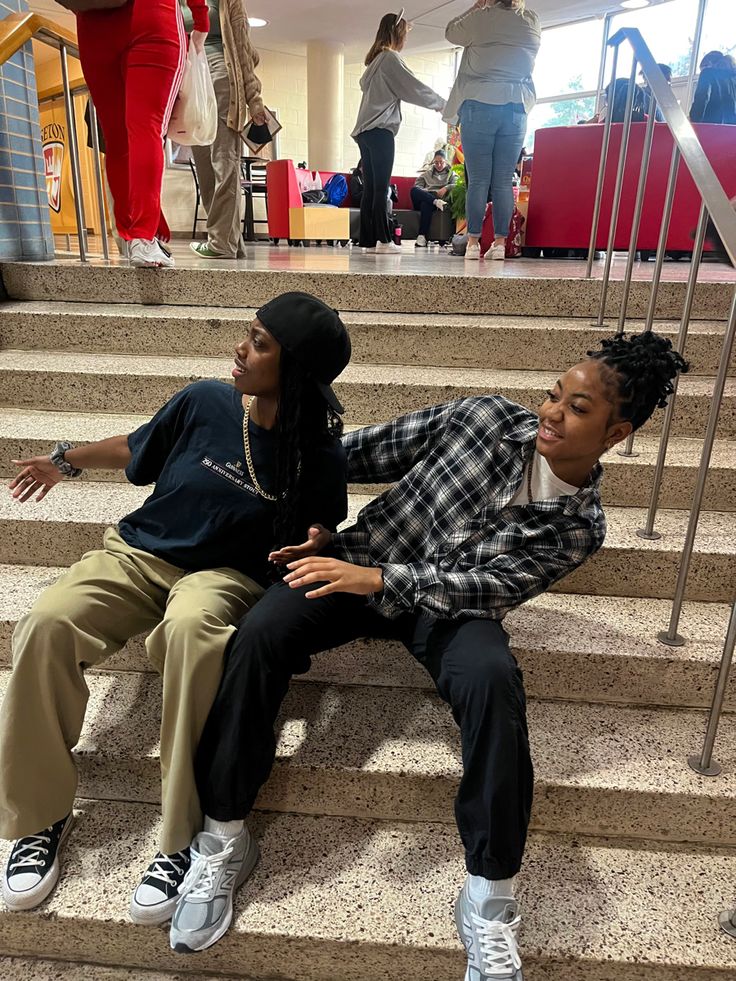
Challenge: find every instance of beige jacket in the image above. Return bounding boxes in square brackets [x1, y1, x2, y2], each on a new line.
[221, 0, 264, 131]
[443, 4, 541, 122]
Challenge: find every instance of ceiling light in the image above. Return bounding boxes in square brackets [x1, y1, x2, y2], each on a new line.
[620, 0, 650, 8]
[248, 17, 268, 27]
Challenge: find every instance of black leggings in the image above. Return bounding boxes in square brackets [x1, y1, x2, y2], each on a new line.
[195, 581, 534, 880]
[355, 127, 394, 247]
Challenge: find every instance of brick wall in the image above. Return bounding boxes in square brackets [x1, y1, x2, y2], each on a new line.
[0, 0, 54, 261]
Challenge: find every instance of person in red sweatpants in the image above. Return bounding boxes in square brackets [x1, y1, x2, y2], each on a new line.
[76, 0, 209, 268]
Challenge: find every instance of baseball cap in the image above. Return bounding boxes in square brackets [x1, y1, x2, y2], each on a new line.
[255, 291, 351, 413]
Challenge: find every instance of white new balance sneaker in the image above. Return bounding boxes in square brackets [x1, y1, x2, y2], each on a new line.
[129, 238, 175, 268]
[415, 234, 428, 248]
[170, 827, 259, 953]
[487, 243, 506, 261]
[455, 882, 523, 980]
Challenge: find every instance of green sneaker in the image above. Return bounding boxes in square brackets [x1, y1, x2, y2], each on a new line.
[189, 242, 227, 258]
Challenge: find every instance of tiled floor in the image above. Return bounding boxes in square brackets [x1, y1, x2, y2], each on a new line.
[52, 238, 736, 284]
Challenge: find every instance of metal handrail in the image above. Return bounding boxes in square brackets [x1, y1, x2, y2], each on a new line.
[585, 27, 736, 651]
[1, 11, 109, 261]
[688, 599, 736, 778]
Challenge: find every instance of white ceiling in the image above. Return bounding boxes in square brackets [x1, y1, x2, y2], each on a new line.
[27, 0, 676, 63]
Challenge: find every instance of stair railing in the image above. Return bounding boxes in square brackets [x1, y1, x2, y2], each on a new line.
[585, 27, 736, 648]
[0, 11, 109, 261]
[688, 598, 736, 777]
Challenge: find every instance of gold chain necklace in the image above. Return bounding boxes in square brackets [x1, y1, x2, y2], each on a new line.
[242, 397, 277, 502]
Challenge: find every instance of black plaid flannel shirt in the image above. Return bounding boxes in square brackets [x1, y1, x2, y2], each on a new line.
[333, 396, 606, 621]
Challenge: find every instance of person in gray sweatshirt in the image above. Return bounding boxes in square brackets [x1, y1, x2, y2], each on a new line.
[410, 148, 456, 247]
[351, 11, 445, 254]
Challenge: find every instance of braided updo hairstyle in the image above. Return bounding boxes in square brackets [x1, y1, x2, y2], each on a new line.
[587, 332, 689, 431]
[271, 349, 343, 561]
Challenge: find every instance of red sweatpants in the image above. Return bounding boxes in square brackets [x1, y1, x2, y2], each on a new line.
[77, 0, 186, 242]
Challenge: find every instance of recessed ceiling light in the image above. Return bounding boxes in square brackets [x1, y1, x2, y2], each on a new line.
[620, 0, 650, 8]
[248, 17, 268, 27]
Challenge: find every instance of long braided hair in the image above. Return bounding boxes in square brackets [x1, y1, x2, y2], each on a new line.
[271, 349, 343, 555]
[587, 332, 689, 431]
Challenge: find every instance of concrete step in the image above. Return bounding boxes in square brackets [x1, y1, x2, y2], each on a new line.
[3, 260, 734, 319]
[1, 301, 733, 375]
[3, 408, 736, 511]
[0, 667, 733, 846]
[1, 352, 734, 439]
[1, 565, 733, 711]
[1, 798, 735, 980]
[0, 483, 733, 601]
[0, 956, 220, 980]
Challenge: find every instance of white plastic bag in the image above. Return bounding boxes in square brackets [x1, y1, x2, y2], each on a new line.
[167, 45, 217, 147]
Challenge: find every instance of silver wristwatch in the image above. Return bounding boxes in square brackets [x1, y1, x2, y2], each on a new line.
[49, 441, 83, 479]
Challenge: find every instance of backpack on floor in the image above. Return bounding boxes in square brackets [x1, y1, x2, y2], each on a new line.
[323, 174, 348, 207]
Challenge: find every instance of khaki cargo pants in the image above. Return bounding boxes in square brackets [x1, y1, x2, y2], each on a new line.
[0, 528, 263, 854]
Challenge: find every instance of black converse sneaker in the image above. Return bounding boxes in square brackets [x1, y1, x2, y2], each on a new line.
[2, 813, 74, 911]
[130, 849, 191, 924]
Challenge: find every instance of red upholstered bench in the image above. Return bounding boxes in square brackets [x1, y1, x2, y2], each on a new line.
[525, 123, 736, 254]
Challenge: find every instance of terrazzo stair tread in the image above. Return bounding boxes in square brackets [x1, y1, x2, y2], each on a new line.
[0, 666, 733, 844]
[3, 259, 734, 320]
[0, 565, 732, 709]
[3, 803, 736, 981]
[3, 406, 736, 510]
[0, 956, 228, 981]
[1, 352, 734, 439]
[2, 483, 734, 600]
[1, 300, 733, 374]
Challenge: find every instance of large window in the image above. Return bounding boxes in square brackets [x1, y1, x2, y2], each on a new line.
[533, 18, 606, 100]
[606, 0, 699, 81]
[698, 0, 736, 66]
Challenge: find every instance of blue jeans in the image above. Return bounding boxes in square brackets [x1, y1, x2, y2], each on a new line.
[459, 100, 527, 238]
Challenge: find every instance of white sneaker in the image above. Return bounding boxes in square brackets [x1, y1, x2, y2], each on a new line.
[488, 243, 506, 261]
[130, 849, 190, 925]
[434, 198, 447, 211]
[170, 827, 259, 953]
[415, 234, 428, 248]
[465, 243, 482, 261]
[455, 882, 523, 979]
[2, 813, 73, 911]
[376, 241, 402, 254]
[129, 238, 175, 268]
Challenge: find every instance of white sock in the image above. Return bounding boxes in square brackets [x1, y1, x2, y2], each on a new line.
[204, 816, 244, 839]
[467, 874, 514, 901]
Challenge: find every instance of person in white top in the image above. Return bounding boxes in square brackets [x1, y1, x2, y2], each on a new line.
[444, 0, 541, 261]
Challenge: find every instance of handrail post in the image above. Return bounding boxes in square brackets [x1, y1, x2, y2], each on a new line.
[643, 145, 681, 334]
[685, 0, 708, 109]
[595, 58, 639, 327]
[88, 100, 109, 261]
[586, 43, 619, 279]
[719, 907, 736, 939]
[659, 286, 736, 646]
[59, 42, 87, 262]
[687, 599, 736, 777]
[637, 204, 708, 542]
[616, 91, 657, 337]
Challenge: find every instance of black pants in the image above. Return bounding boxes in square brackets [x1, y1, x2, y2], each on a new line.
[410, 185, 439, 238]
[195, 581, 534, 880]
[355, 127, 394, 247]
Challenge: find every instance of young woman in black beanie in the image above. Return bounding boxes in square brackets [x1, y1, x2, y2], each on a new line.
[174, 331, 688, 970]
[0, 292, 350, 927]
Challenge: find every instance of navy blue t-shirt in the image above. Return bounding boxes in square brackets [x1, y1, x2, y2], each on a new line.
[118, 380, 347, 585]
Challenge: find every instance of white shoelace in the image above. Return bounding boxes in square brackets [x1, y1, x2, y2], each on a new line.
[178, 846, 233, 901]
[472, 911, 522, 976]
[10, 831, 52, 871]
[145, 852, 188, 888]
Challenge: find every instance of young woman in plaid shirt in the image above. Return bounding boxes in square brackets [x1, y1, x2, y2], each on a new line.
[174, 332, 687, 974]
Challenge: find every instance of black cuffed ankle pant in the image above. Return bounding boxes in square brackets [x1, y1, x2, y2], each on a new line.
[194, 580, 534, 880]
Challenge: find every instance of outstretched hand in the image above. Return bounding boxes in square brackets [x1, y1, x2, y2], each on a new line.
[283, 557, 383, 599]
[9, 456, 64, 503]
[268, 524, 332, 565]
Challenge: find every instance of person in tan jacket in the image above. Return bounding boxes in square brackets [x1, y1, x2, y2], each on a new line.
[181, 0, 266, 258]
